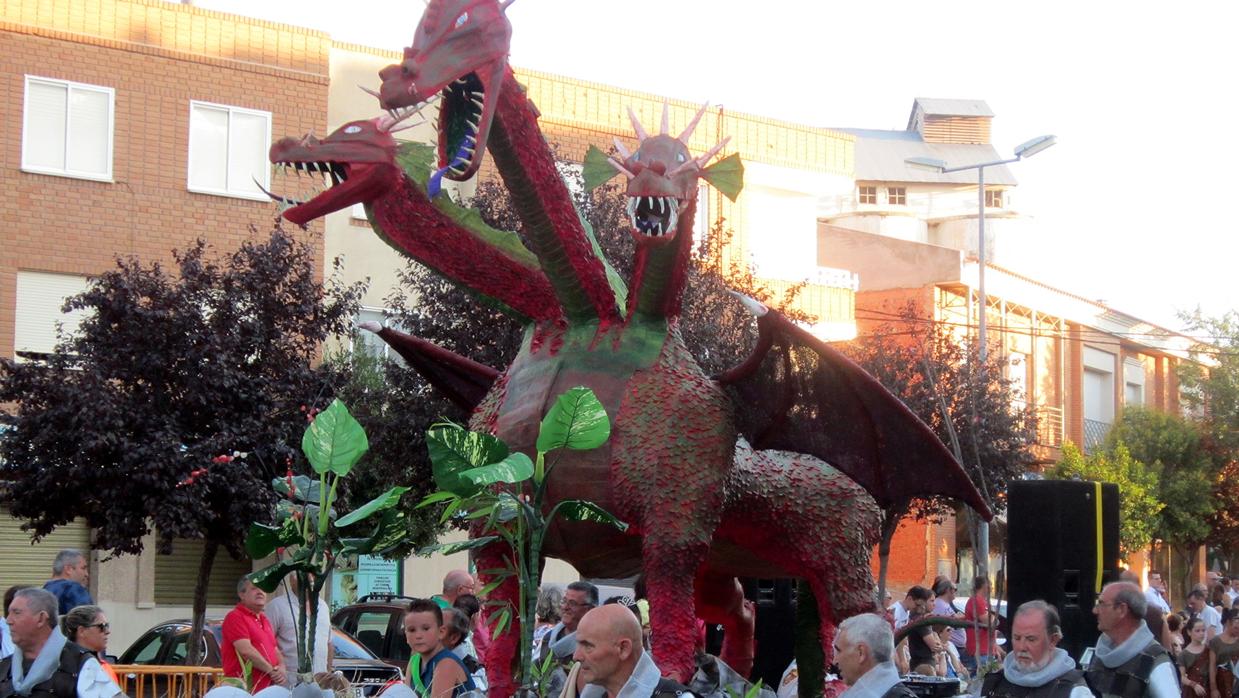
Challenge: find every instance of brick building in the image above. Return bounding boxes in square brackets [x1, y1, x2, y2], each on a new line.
[1, 0, 330, 645]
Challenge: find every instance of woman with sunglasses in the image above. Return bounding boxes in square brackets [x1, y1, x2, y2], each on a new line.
[61, 606, 118, 685]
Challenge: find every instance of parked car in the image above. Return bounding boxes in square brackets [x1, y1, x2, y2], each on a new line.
[117, 618, 402, 697]
[332, 594, 418, 668]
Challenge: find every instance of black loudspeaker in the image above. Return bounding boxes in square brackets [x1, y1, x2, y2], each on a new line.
[1006, 480, 1121, 661]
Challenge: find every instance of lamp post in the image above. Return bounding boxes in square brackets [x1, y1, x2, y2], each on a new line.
[904, 134, 1055, 579]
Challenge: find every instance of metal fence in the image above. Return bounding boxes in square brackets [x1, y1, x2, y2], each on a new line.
[112, 666, 224, 698]
[1083, 418, 1111, 454]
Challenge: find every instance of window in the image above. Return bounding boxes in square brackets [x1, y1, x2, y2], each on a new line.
[13, 271, 91, 359]
[187, 101, 271, 200]
[985, 189, 1003, 208]
[22, 76, 114, 181]
[886, 187, 906, 205]
[857, 186, 877, 204]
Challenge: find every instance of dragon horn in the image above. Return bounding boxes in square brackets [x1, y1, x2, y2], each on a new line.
[678, 102, 710, 144]
[500, 0, 517, 9]
[659, 101, 670, 135]
[666, 159, 697, 178]
[627, 107, 648, 141]
[358, 84, 382, 99]
[607, 157, 635, 179]
[695, 136, 732, 166]
[612, 137, 632, 159]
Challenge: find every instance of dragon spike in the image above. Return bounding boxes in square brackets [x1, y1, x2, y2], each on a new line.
[665, 159, 697, 178]
[358, 84, 382, 100]
[627, 107, 649, 141]
[357, 320, 383, 333]
[678, 102, 710, 144]
[659, 101, 670, 135]
[377, 106, 420, 133]
[612, 137, 632, 160]
[607, 157, 635, 179]
[500, 0, 516, 9]
[695, 136, 732, 166]
[299, 129, 315, 146]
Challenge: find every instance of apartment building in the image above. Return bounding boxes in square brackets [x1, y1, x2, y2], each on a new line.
[824, 99, 1196, 590]
[0, 0, 330, 646]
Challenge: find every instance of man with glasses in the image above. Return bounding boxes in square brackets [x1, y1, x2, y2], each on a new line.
[432, 570, 477, 610]
[0, 588, 122, 698]
[1086, 582, 1177, 698]
[540, 581, 599, 663]
[1144, 572, 1170, 615]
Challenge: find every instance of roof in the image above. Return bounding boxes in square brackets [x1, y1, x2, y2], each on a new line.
[910, 98, 995, 119]
[836, 128, 1019, 185]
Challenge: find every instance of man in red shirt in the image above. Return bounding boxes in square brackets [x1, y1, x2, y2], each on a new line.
[222, 577, 286, 691]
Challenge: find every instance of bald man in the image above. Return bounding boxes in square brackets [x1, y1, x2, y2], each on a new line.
[571, 605, 693, 698]
[432, 570, 476, 609]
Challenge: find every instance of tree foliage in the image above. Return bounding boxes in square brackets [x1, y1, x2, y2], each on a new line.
[1106, 406, 1216, 550]
[845, 303, 1039, 596]
[1178, 309, 1239, 457]
[0, 228, 364, 660]
[1049, 441, 1163, 557]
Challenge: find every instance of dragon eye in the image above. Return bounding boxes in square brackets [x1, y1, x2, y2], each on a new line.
[633, 152, 640, 161]
[676, 152, 686, 163]
[455, 12, 469, 28]
[344, 125, 362, 134]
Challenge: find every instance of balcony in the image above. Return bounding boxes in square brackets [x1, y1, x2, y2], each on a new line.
[1032, 405, 1064, 448]
[1083, 418, 1111, 454]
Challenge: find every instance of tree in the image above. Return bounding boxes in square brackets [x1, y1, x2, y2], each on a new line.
[1106, 406, 1217, 593]
[0, 228, 364, 663]
[845, 304, 1039, 600]
[1178, 309, 1239, 457]
[1049, 441, 1163, 557]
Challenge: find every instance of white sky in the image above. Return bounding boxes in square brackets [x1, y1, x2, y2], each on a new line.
[192, 0, 1239, 333]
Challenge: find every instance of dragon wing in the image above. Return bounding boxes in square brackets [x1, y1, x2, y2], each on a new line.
[718, 302, 991, 518]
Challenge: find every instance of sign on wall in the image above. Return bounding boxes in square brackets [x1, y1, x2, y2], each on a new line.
[330, 554, 402, 610]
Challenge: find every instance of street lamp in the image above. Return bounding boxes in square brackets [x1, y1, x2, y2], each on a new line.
[904, 135, 1055, 578]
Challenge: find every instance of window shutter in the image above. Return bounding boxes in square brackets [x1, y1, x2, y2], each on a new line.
[153, 539, 252, 606]
[0, 508, 91, 588]
[23, 80, 68, 171]
[188, 104, 229, 192]
[67, 86, 111, 176]
[14, 271, 91, 356]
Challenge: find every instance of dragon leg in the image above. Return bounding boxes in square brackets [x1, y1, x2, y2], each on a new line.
[694, 570, 755, 677]
[644, 536, 712, 683]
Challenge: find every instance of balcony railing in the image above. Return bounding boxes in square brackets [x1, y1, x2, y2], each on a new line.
[112, 666, 223, 698]
[1083, 418, 1112, 454]
[1032, 405, 1064, 448]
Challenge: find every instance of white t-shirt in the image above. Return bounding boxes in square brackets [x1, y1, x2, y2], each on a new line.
[1199, 604, 1223, 638]
[890, 602, 911, 630]
[1144, 587, 1170, 614]
[264, 590, 331, 678]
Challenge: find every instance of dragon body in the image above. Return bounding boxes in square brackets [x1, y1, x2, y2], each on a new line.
[268, 1, 991, 692]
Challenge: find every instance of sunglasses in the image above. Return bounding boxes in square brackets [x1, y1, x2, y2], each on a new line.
[85, 622, 110, 632]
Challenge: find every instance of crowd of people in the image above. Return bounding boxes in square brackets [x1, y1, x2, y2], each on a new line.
[11, 549, 1239, 698]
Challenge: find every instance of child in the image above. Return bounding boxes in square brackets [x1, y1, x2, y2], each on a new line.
[404, 598, 477, 698]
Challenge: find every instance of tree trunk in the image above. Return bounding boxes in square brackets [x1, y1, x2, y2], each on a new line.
[187, 540, 218, 666]
[877, 514, 900, 606]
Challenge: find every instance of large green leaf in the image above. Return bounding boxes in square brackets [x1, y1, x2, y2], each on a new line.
[248, 560, 297, 594]
[302, 400, 369, 476]
[415, 491, 460, 509]
[335, 486, 410, 528]
[427, 424, 510, 495]
[338, 509, 409, 556]
[458, 453, 534, 488]
[244, 520, 305, 560]
[549, 499, 629, 532]
[536, 387, 611, 453]
[417, 535, 500, 557]
[272, 474, 322, 504]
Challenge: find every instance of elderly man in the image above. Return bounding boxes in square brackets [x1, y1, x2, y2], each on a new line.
[43, 551, 92, 616]
[222, 577, 285, 692]
[1086, 582, 1176, 698]
[833, 613, 914, 698]
[0, 588, 121, 698]
[540, 581, 599, 662]
[571, 604, 689, 698]
[980, 600, 1090, 698]
[431, 570, 476, 610]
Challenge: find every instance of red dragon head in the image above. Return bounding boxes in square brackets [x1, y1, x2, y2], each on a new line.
[263, 113, 417, 227]
[375, 0, 513, 182]
[585, 103, 743, 246]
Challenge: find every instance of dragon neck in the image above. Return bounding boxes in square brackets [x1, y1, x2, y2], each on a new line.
[487, 69, 625, 326]
[368, 172, 559, 323]
[628, 198, 698, 321]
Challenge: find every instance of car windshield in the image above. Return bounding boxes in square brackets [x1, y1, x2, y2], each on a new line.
[331, 629, 378, 660]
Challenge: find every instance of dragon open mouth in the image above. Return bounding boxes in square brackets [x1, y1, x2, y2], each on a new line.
[263, 160, 350, 207]
[437, 73, 485, 177]
[626, 195, 680, 238]
[260, 157, 381, 227]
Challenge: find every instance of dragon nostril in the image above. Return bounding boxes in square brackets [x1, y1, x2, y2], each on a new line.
[648, 161, 667, 176]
